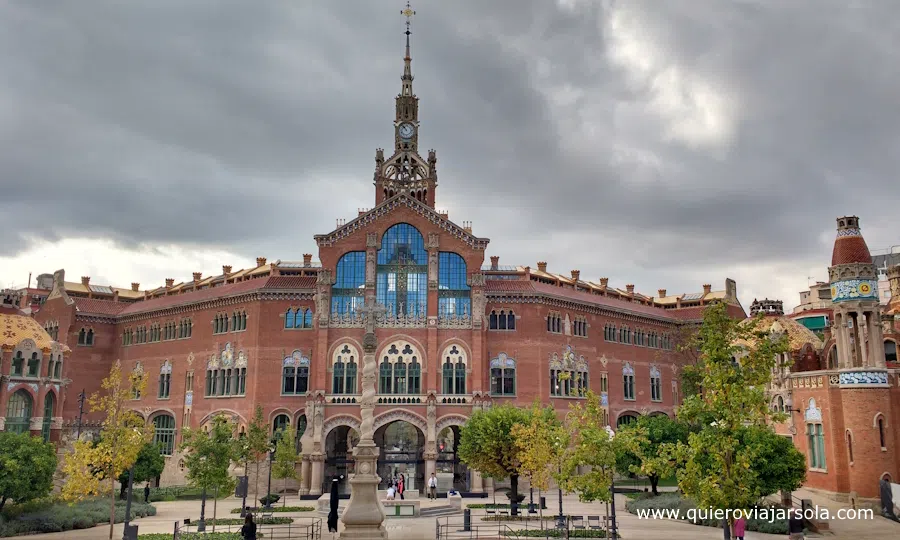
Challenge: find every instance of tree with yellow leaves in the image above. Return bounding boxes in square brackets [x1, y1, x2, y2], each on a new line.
[61, 360, 153, 540]
[511, 402, 566, 525]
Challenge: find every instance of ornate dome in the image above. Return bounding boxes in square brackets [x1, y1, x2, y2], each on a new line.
[830, 216, 872, 266]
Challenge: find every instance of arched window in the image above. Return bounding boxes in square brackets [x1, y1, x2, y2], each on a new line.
[11, 351, 23, 376]
[623, 362, 635, 400]
[490, 354, 516, 396]
[153, 415, 176, 456]
[650, 365, 662, 402]
[273, 414, 290, 438]
[878, 416, 887, 449]
[807, 422, 826, 469]
[331, 344, 358, 395]
[158, 360, 172, 399]
[5, 390, 33, 434]
[303, 309, 313, 329]
[41, 393, 55, 442]
[332, 252, 366, 315]
[441, 345, 466, 395]
[285, 309, 294, 329]
[377, 224, 428, 316]
[283, 351, 310, 395]
[828, 346, 838, 369]
[378, 341, 422, 395]
[775, 395, 785, 413]
[573, 316, 587, 337]
[617, 414, 638, 428]
[438, 252, 470, 319]
[78, 328, 86, 345]
[550, 346, 588, 397]
[885, 340, 897, 363]
[506, 310, 515, 330]
[204, 347, 247, 397]
[547, 312, 561, 333]
[489, 310, 498, 330]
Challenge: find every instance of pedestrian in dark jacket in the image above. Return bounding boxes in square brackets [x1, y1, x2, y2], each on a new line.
[143, 484, 150, 503]
[241, 513, 257, 540]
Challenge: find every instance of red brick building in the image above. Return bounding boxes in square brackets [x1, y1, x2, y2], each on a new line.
[4, 28, 746, 496]
[763, 217, 900, 504]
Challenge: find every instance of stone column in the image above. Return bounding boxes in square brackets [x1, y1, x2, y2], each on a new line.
[484, 477, 495, 496]
[471, 470, 484, 493]
[868, 311, 887, 368]
[837, 311, 853, 368]
[300, 456, 311, 495]
[309, 454, 325, 496]
[339, 315, 387, 540]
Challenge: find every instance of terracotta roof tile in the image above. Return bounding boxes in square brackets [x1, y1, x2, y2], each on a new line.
[485, 280, 536, 292]
[0, 312, 68, 351]
[669, 303, 747, 321]
[75, 298, 129, 316]
[530, 281, 673, 319]
[831, 237, 872, 265]
[264, 276, 318, 289]
[119, 279, 266, 316]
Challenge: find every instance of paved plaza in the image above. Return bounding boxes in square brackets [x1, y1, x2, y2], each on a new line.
[16, 488, 898, 540]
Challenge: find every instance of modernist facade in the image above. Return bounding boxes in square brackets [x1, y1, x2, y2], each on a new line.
[763, 217, 900, 504]
[3, 23, 747, 496]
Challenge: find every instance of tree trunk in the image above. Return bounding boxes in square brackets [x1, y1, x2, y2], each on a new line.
[212, 487, 218, 532]
[650, 474, 659, 496]
[0, 496, 7, 512]
[254, 460, 261, 507]
[284, 478, 287, 507]
[109, 469, 115, 540]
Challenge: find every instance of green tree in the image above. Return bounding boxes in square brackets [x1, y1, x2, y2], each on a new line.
[512, 403, 566, 524]
[667, 302, 788, 533]
[271, 427, 300, 507]
[459, 404, 532, 515]
[0, 432, 58, 511]
[117, 442, 166, 499]
[564, 391, 617, 503]
[61, 360, 153, 540]
[742, 426, 806, 497]
[234, 405, 269, 505]
[615, 414, 689, 495]
[181, 414, 239, 530]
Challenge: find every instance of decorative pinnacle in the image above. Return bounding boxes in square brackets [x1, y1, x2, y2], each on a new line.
[401, 2, 415, 57]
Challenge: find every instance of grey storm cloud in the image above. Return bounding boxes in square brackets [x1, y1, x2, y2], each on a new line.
[1, 0, 899, 298]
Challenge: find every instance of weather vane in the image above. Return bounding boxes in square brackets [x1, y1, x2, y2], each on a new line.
[401, 2, 415, 33]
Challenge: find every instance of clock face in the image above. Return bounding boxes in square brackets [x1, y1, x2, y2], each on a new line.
[398, 123, 415, 139]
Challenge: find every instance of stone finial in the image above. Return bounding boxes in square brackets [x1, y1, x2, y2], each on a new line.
[750, 298, 784, 317]
[303, 254, 313, 267]
[131, 282, 140, 291]
[192, 272, 202, 282]
[599, 277, 609, 288]
[626, 284, 635, 294]
[490, 256, 499, 270]
[703, 284, 712, 294]
[537, 261, 548, 272]
[658, 289, 667, 298]
[222, 265, 232, 275]
[256, 257, 267, 267]
[571, 270, 581, 281]
[888, 265, 900, 298]
[165, 278, 174, 288]
[81, 276, 90, 286]
[836, 215, 860, 231]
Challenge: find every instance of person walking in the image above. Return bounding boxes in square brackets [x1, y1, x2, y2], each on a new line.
[788, 508, 805, 540]
[240, 513, 257, 540]
[398, 474, 405, 500]
[733, 515, 746, 540]
[428, 472, 437, 500]
[143, 484, 150, 503]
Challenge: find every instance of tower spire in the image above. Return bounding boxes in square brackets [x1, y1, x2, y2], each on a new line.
[401, 2, 415, 86]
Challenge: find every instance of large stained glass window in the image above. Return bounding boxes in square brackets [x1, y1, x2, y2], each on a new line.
[332, 252, 366, 315]
[438, 252, 470, 318]
[377, 224, 427, 316]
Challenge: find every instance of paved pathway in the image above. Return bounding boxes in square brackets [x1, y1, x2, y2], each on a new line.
[18, 490, 900, 539]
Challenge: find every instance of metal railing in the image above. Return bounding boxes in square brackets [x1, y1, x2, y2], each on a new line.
[436, 513, 609, 540]
[177, 517, 322, 540]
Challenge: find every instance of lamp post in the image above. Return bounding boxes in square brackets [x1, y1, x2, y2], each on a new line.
[554, 436, 565, 529]
[605, 425, 618, 540]
[265, 446, 275, 509]
[75, 389, 86, 439]
[122, 465, 135, 540]
[198, 487, 207, 532]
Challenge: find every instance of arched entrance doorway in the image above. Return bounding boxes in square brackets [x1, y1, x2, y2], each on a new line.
[375, 420, 425, 492]
[5, 390, 32, 434]
[325, 426, 359, 495]
[436, 425, 469, 492]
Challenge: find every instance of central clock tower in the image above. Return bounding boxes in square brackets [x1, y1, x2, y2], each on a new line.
[374, 5, 438, 208]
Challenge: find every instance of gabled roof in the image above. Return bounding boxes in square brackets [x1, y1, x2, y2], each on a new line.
[314, 193, 490, 251]
[75, 298, 130, 316]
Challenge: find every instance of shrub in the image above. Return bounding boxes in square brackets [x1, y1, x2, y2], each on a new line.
[259, 494, 281, 506]
[198, 517, 292, 525]
[503, 530, 607, 538]
[140, 534, 246, 540]
[466, 503, 510, 509]
[482, 515, 555, 522]
[0, 499, 156, 537]
[230, 506, 314, 513]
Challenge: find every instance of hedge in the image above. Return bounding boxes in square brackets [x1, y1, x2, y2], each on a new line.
[0, 499, 156, 537]
[504, 530, 608, 538]
[230, 506, 314, 513]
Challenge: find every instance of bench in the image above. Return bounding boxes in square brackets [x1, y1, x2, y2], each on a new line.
[260, 511, 274, 520]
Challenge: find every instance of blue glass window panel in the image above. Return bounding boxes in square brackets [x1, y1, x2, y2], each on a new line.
[438, 253, 469, 290]
[285, 309, 295, 329]
[333, 252, 366, 314]
[378, 223, 427, 265]
[376, 224, 428, 316]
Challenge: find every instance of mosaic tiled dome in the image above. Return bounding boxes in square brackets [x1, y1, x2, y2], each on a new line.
[831, 216, 872, 266]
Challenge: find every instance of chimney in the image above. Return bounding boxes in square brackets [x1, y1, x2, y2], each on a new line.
[303, 254, 313, 267]
[571, 270, 581, 281]
[113, 289, 119, 301]
[256, 257, 267, 267]
[599, 277, 609, 288]
[222, 265, 232, 275]
[165, 278, 175, 288]
[537, 261, 548, 272]
[131, 282, 140, 292]
[524, 266, 531, 279]
[626, 284, 635, 294]
[193, 272, 202, 283]
[703, 284, 712, 294]
[658, 289, 667, 298]
[81, 276, 90, 286]
[490, 256, 499, 270]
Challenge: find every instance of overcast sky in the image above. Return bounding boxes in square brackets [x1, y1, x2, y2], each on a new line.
[2, 0, 899, 311]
